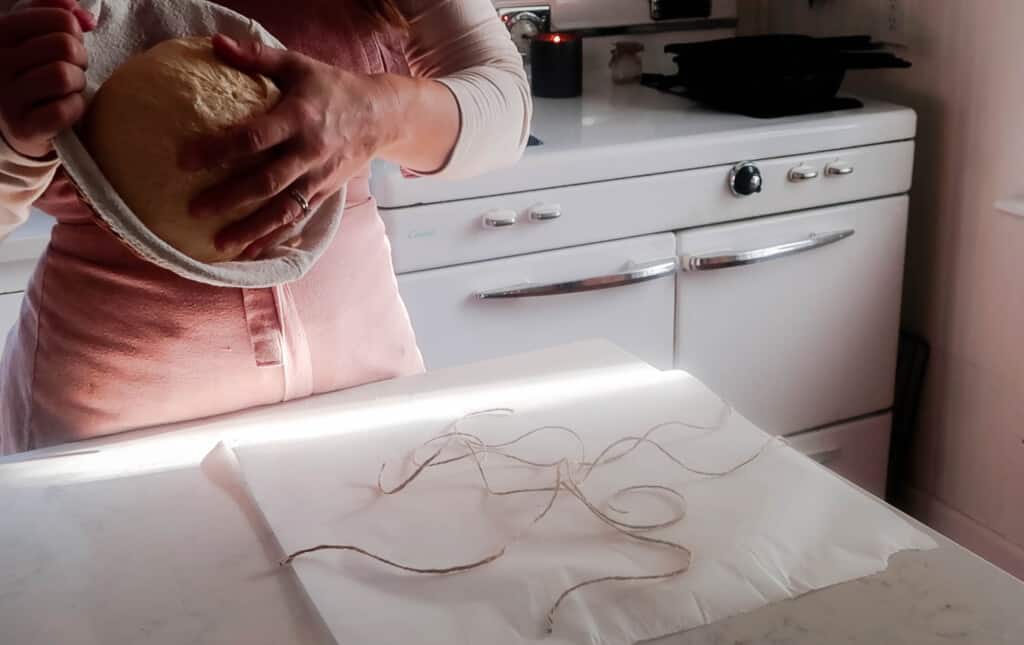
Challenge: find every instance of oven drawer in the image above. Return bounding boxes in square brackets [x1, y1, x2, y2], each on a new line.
[675, 196, 907, 435]
[788, 413, 892, 498]
[397, 233, 677, 370]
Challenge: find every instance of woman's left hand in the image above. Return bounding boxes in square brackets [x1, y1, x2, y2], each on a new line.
[180, 34, 402, 259]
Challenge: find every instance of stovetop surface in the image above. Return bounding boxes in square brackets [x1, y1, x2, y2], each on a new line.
[638, 73, 865, 119]
[526, 79, 902, 155]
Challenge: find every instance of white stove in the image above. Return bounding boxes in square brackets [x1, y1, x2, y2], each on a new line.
[372, 69, 915, 497]
[374, 83, 913, 272]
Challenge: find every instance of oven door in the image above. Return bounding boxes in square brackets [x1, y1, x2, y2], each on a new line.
[397, 233, 677, 371]
[675, 196, 908, 436]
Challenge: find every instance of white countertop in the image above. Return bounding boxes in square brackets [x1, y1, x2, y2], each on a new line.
[1, 340, 1021, 645]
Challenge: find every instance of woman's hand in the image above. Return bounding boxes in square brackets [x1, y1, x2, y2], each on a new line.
[0, 0, 95, 159]
[181, 34, 408, 260]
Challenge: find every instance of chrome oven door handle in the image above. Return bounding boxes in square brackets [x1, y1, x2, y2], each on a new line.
[475, 258, 678, 300]
[679, 229, 855, 272]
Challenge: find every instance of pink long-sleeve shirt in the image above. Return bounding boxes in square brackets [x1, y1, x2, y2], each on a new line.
[0, 0, 531, 454]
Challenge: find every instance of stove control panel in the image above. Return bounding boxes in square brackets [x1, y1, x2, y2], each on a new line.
[481, 203, 563, 229]
[382, 141, 912, 274]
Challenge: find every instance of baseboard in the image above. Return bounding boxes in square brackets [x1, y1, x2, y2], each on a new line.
[901, 484, 1024, 582]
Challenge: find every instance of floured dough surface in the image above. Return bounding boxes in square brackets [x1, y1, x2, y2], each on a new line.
[83, 37, 281, 263]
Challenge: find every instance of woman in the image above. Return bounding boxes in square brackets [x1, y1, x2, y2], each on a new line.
[0, 0, 531, 453]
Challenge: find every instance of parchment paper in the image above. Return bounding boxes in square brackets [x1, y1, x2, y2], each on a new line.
[231, 370, 936, 644]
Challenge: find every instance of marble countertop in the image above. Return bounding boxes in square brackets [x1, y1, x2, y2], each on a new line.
[2, 341, 1022, 645]
[659, 544, 1023, 645]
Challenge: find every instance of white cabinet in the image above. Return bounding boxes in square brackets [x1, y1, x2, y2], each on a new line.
[0, 210, 49, 346]
[787, 413, 892, 498]
[0, 292, 23, 341]
[0, 210, 52, 293]
[675, 196, 908, 436]
[398, 233, 677, 371]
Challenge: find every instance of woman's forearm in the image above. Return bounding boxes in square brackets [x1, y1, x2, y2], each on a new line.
[373, 73, 461, 175]
[392, 0, 532, 179]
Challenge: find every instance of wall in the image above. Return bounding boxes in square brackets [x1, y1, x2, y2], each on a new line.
[493, 0, 736, 81]
[739, 0, 1024, 580]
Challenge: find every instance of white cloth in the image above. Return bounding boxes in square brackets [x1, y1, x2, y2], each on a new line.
[230, 370, 937, 645]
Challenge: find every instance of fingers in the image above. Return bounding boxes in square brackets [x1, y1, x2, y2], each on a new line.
[179, 112, 297, 170]
[239, 229, 289, 260]
[215, 187, 310, 257]
[235, 173, 339, 260]
[221, 161, 348, 260]
[0, 7, 86, 47]
[17, 92, 85, 138]
[12, 0, 93, 25]
[237, 197, 318, 261]
[178, 35, 306, 170]
[2, 66, 85, 145]
[189, 152, 310, 218]
[178, 36, 323, 175]
[0, 2, 92, 156]
[9, 61, 85, 109]
[7, 31, 88, 78]
[22, 0, 97, 31]
[211, 34, 297, 80]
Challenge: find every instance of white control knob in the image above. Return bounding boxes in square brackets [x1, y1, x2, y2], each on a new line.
[825, 161, 854, 176]
[481, 209, 518, 229]
[788, 164, 819, 182]
[528, 203, 562, 221]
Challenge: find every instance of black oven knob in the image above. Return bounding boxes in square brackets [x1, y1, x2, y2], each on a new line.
[729, 162, 763, 197]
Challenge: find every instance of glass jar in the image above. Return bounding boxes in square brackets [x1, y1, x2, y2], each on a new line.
[609, 41, 645, 84]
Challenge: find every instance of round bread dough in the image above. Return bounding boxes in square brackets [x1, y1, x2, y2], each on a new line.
[83, 37, 281, 263]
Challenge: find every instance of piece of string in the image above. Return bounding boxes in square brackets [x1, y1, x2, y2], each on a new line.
[282, 404, 778, 634]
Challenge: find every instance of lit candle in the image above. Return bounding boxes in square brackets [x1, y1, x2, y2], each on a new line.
[530, 32, 583, 99]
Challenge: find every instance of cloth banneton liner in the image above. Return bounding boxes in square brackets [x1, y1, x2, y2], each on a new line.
[52, 0, 345, 288]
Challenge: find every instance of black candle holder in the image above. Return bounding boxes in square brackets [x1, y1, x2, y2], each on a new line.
[530, 33, 583, 99]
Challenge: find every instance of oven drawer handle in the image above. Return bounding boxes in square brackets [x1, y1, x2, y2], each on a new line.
[475, 258, 678, 300]
[679, 229, 855, 272]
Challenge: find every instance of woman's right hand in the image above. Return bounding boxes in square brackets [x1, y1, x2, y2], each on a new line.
[0, 0, 95, 159]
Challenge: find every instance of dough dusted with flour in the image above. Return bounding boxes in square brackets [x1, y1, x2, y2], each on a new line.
[83, 37, 281, 263]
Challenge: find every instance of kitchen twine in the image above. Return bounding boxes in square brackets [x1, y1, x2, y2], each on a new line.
[281, 405, 781, 634]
